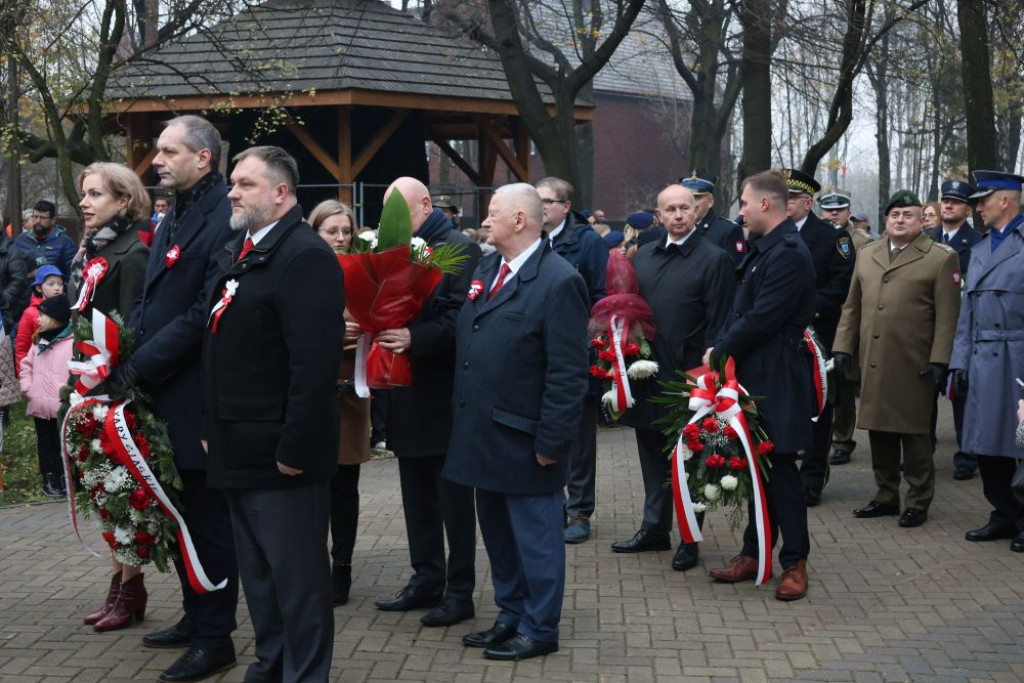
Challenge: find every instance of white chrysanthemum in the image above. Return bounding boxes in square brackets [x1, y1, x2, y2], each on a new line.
[410, 236, 427, 250]
[693, 502, 707, 513]
[601, 390, 618, 412]
[91, 438, 104, 454]
[92, 405, 109, 421]
[358, 231, 378, 248]
[103, 466, 131, 493]
[114, 526, 134, 545]
[627, 359, 659, 379]
[720, 474, 739, 491]
[703, 483, 721, 502]
[69, 393, 84, 407]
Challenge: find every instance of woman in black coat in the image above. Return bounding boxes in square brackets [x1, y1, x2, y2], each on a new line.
[75, 162, 151, 632]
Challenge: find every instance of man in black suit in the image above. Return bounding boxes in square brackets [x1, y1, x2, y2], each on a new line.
[613, 183, 736, 571]
[705, 169, 816, 601]
[127, 115, 239, 683]
[782, 169, 855, 507]
[202, 146, 344, 682]
[928, 179, 983, 480]
[445, 184, 589, 661]
[374, 177, 481, 627]
[681, 170, 747, 266]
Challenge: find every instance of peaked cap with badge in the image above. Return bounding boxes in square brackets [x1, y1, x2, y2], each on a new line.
[679, 170, 717, 196]
[969, 170, 1024, 199]
[940, 180, 976, 204]
[819, 191, 851, 210]
[783, 168, 822, 196]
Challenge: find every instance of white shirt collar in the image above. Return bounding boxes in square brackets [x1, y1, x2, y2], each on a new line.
[247, 221, 279, 246]
[794, 216, 808, 231]
[548, 219, 567, 243]
[665, 229, 695, 249]
[942, 225, 961, 241]
[493, 237, 544, 289]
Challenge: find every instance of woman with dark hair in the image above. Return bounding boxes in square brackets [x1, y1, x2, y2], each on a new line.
[75, 162, 151, 632]
[308, 199, 371, 606]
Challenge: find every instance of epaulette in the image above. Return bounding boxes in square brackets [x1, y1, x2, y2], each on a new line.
[933, 241, 955, 253]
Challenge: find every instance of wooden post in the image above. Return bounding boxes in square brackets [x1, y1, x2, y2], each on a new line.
[338, 107, 352, 205]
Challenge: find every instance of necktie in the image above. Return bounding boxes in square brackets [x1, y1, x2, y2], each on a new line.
[889, 246, 901, 263]
[488, 263, 511, 300]
[238, 237, 254, 262]
[942, 232, 950, 244]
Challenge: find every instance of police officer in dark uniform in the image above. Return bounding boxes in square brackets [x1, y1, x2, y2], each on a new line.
[782, 169, 855, 506]
[680, 171, 747, 266]
[927, 180, 983, 480]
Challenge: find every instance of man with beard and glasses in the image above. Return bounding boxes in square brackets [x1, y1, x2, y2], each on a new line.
[202, 145, 344, 682]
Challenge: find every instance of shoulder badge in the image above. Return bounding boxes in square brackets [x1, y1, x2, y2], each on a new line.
[836, 234, 853, 260]
[934, 242, 954, 253]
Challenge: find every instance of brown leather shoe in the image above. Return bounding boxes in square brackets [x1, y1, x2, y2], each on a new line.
[708, 554, 759, 583]
[775, 559, 808, 601]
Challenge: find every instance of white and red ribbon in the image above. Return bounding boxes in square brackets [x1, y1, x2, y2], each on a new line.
[208, 279, 239, 333]
[72, 257, 109, 311]
[68, 309, 120, 397]
[803, 328, 829, 421]
[607, 315, 635, 412]
[353, 332, 371, 398]
[60, 398, 106, 558]
[671, 360, 773, 585]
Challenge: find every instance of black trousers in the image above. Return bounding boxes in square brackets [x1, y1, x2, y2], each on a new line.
[799, 404, 833, 493]
[634, 427, 673, 535]
[978, 455, 1024, 530]
[564, 395, 598, 520]
[33, 417, 63, 487]
[226, 484, 333, 683]
[397, 455, 476, 601]
[173, 470, 239, 648]
[329, 464, 360, 565]
[742, 453, 809, 569]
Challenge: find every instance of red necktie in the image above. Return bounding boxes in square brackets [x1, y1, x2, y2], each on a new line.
[238, 237, 254, 261]
[488, 263, 511, 300]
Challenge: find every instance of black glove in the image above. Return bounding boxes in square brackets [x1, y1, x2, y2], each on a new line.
[951, 369, 969, 398]
[832, 352, 852, 376]
[919, 363, 947, 390]
[108, 360, 137, 395]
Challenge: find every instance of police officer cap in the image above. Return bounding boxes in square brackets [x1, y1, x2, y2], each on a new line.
[679, 170, 717, 195]
[884, 189, 922, 215]
[431, 195, 458, 212]
[626, 212, 654, 230]
[781, 168, 821, 196]
[968, 170, 1024, 199]
[818, 191, 851, 210]
[940, 180, 975, 203]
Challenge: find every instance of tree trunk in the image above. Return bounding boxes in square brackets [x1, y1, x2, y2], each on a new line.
[866, 43, 889, 232]
[737, 0, 773, 187]
[956, 0, 996, 175]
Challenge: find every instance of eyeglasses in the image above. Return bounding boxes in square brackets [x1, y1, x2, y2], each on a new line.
[540, 199, 566, 206]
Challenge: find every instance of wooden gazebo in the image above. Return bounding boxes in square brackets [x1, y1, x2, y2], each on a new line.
[106, 0, 592, 217]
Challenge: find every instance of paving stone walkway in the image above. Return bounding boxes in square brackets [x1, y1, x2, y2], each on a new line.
[1, 400, 1023, 682]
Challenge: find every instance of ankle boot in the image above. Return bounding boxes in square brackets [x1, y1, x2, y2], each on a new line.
[332, 562, 352, 606]
[84, 573, 122, 625]
[94, 574, 147, 632]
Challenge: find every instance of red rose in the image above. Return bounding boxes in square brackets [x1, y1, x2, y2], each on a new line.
[590, 338, 607, 349]
[102, 531, 117, 549]
[682, 424, 700, 439]
[98, 508, 110, 520]
[136, 546, 150, 559]
[689, 441, 705, 453]
[723, 426, 738, 441]
[757, 441, 774, 456]
[598, 349, 617, 363]
[125, 411, 138, 431]
[624, 343, 640, 357]
[79, 414, 100, 436]
[702, 417, 720, 434]
[135, 436, 152, 459]
[705, 454, 726, 468]
[129, 489, 152, 510]
[135, 531, 156, 545]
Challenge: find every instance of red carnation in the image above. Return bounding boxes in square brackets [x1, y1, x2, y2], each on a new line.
[682, 423, 700, 440]
[598, 349, 617, 363]
[98, 508, 110, 520]
[590, 338, 607, 349]
[757, 441, 774, 456]
[100, 435, 119, 458]
[728, 456, 746, 470]
[135, 435, 152, 459]
[623, 343, 640, 357]
[129, 489, 152, 510]
[689, 441, 705, 453]
[136, 546, 150, 559]
[135, 531, 156, 545]
[79, 414, 100, 436]
[723, 426, 738, 441]
[102, 532, 117, 549]
[125, 411, 138, 431]
[702, 417, 720, 433]
[705, 454, 726, 468]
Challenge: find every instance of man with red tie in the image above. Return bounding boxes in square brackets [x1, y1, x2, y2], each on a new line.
[444, 183, 589, 661]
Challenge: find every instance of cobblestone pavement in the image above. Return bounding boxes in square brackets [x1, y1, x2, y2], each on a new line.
[2, 401, 1023, 682]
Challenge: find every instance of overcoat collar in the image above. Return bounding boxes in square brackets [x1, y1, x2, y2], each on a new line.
[972, 213, 1024, 286]
[473, 235, 549, 314]
[146, 177, 229, 287]
[655, 224, 704, 257]
[221, 204, 305, 275]
[873, 231, 933, 272]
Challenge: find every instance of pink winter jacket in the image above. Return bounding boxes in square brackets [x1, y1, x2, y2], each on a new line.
[20, 333, 73, 419]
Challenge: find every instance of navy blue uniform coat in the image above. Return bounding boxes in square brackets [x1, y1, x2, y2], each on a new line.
[444, 242, 590, 495]
[798, 212, 854, 349]
[927, 223, 982, 276]
[714, 220, 817, 454]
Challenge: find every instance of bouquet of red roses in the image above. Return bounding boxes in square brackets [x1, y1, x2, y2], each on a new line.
[588, 250, 657, 416]
[337, 193, 468, 395]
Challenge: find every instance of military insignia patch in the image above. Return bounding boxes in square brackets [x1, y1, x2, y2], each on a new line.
[953, 271, 961, 285]
[836, 235, 853, 260]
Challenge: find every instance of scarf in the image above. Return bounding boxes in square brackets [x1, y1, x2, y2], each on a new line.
[85, 216, 132, 260]
[37, 323, 72, 351]
[416, 208, 453, 246]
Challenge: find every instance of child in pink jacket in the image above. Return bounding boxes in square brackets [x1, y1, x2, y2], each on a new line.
[20, 294, 73, 497]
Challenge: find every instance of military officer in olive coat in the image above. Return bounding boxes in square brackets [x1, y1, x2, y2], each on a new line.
[833, 190, 962, 529]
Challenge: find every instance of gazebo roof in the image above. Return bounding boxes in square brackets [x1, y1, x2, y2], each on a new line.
[108, 0, 554, 111]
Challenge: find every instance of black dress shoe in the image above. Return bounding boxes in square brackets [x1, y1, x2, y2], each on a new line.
[463, 621, 517, 648]
[804, 487, 822, 507]
[829, 449, 851, 466]
[953, 467, 976, 481]
[671, 542, 699, 571]
[1011, 531, 1024, 553]
[483, 633, 558, 660]
[158, 643, 236, 683]
[421, 599, 475, 627]
[898, 508, 928, 528]
[965, 521, 1017, 542]
[143, 615, 195, 649]
[610, 529, 671, 553]
[853, 501, 899, 518]
[374, 585, 443, 612]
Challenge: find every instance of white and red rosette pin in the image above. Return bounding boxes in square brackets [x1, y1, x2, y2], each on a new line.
[165, 245, 181, 269]
[72, 257, 109, 311]
[467, 280, 484, 301]
[208, 279, 239, 333]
